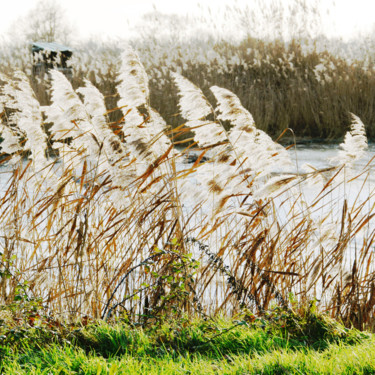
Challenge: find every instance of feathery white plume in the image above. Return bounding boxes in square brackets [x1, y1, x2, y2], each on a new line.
[47, 71, 95, 142]
[254, 174, 300, 199]
[77, 80, 125, 149]
[76, 79, 107, 118]
[148, 108, 174, 156]
[76, 79, 135, 185]
[46, 70, 109, 179]
[0, 123, 22, 155]
[0, 72, 47, 166]
[210, 86, 292, 179]
[186, 120, 227, 148]
[172, 74, 226, 149]
[172, 73, 212, 120]
[246, 130, 292, 177]
[117, 46, 149, 108]
[332, 113, 367, 165]
[117, 47, 173, 174]
[210, 86, 255, 132]
[12, 72, 47, 166]
[46, 70, 87, 141]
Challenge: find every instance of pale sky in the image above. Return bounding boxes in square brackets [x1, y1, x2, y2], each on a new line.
[0, 0, 374, 42]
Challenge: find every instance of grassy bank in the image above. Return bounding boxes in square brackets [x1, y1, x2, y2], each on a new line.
[0, 312, 373, 374]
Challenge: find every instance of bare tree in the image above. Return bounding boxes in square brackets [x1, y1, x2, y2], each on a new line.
[15, 0, 72, 43]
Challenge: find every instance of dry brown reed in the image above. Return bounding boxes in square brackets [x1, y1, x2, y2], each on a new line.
[0, 48, 375, 331]
[2, 36, 375, 140]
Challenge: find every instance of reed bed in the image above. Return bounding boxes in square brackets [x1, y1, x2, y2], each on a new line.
[1, 36, 375, 139]
[65, 37, 375, 139]
[0, 46, 374, 330]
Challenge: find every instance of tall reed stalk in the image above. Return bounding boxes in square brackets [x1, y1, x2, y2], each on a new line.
[0, 47, 374, 330]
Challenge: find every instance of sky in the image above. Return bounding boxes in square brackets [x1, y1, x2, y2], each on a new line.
[1, 0, 375, 42]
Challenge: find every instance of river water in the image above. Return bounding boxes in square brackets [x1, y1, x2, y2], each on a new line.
[289, 143, 375, 169]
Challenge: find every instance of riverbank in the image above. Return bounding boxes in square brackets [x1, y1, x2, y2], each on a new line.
[0, 310, 373, 374]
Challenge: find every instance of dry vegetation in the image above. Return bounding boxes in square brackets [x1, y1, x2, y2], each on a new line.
[1, 35, 375, 140]
[56, 37, 375, 140]
[0, 44, 375, 332]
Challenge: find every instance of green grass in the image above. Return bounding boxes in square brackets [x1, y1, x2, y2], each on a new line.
[0, 313, 374, 374]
